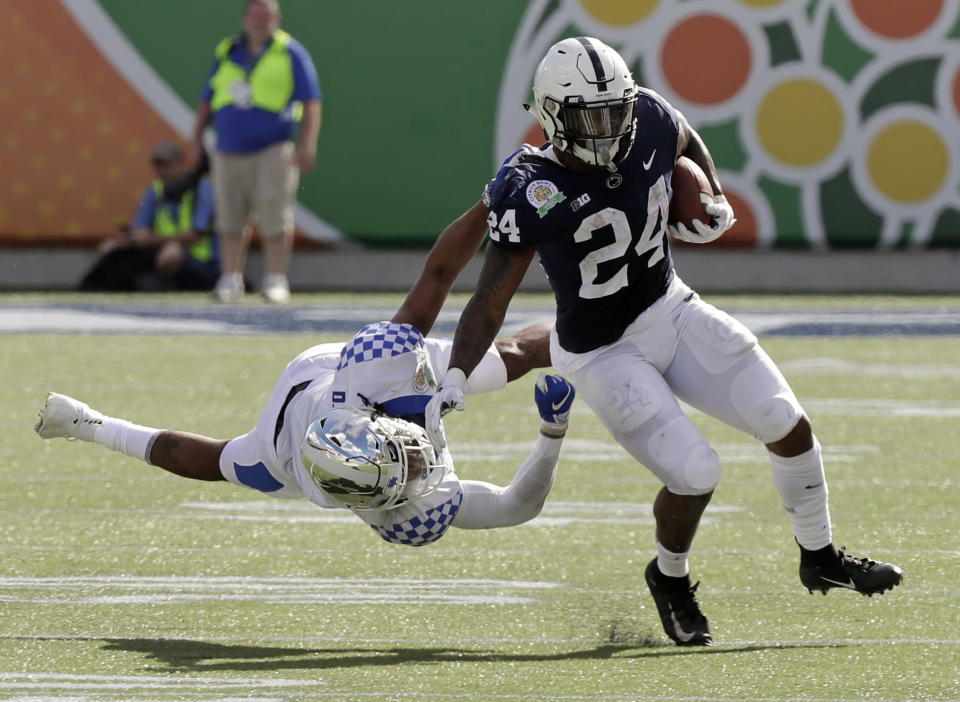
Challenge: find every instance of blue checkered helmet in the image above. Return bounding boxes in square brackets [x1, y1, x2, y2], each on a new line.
[301, 408, 449, 511]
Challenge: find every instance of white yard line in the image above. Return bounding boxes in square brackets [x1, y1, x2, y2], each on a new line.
[0, 575, 561, 606]
[0, 670, 956, 701]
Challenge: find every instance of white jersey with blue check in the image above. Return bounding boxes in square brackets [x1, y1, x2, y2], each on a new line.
[218, 322, 565, 546]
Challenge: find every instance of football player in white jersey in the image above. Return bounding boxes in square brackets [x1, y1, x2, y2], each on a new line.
[35, 319, 575, 546]
[425, 37, 902, 645]
[35, 160, 578, 546]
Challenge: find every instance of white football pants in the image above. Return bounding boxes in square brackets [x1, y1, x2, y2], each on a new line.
[553, 278, 804, 497]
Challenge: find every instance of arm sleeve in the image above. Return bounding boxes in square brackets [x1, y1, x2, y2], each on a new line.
[451, 433, 562, 529]
[426, 338, 507, 395]
[132, 186, 157, 229]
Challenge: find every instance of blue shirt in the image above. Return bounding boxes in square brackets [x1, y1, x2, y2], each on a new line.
[134, 178, 219, 264]
[484, 89, 679, 353]
[201, 34, 322, 154]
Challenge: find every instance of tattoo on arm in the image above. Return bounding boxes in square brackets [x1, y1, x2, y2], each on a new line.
[150, 432, 227, 482]
[448, 245, 536, 377]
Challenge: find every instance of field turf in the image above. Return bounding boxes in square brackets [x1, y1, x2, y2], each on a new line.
[1, 293, 958, 700]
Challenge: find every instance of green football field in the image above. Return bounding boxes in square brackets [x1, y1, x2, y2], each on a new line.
[1, 293, 958, 700]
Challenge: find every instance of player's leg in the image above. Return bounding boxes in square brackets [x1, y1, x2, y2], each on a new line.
[253, 141, 298, 304]
[572, 352, 718, 646]
[35, 392, 226, 481]
[666, 296, 901, 596]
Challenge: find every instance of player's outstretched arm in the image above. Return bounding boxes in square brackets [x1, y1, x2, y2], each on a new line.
[494, 320, 553, 382]
[35, 392, 226, 482]
[149, 432, 228, 481]
[452, 374, 575, 529]
[425, 244, 537, 449]
[391, 199, 489, 336]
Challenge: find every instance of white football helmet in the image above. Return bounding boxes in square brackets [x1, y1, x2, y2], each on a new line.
[300, 408, 449, 512]
[529, 36, 638, 170]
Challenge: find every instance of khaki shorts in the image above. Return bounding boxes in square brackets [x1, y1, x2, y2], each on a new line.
[212, 141, 299, 238]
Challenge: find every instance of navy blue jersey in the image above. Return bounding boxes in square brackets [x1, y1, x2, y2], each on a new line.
[485, 89, 679, 353]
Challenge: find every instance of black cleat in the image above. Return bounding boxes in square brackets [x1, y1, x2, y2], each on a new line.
[799, 547, 903, 596]
[644, 559, 714, 646]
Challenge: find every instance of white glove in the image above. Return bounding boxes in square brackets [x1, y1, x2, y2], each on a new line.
[424, 367, 467, 451]
[668, 193, 736, 244]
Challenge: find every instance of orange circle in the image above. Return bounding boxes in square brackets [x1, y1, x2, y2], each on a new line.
[661, 15, 751, 105]
[851, 0, 944, 39]
[713, 188, 756, 247]
[953, 65, 960, 118]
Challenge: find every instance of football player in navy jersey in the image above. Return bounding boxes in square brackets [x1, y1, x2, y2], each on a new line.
[426, 36, 902, 646]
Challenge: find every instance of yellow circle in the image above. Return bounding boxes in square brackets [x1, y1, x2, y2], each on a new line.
[756, 79, 843, 167]
[868, 120, 948, 203]
[580, 0, 659, 26]
[737, 0, 786, 6]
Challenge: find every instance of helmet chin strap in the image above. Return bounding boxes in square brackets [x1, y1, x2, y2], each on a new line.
[598, 145, 617, 172]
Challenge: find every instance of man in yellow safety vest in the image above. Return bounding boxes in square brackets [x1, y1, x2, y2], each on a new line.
[79, 140, 219, 292]
[190, 0, 322, 304]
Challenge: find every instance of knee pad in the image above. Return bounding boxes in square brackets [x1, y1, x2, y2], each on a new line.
[739, 392, 802, 444]
[730, 359, 803, 443]
[647, 417, 721, 495]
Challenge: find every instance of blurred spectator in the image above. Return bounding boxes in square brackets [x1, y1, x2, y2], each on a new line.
[191, 0, 322, 304]
[79, 140, 219, 292]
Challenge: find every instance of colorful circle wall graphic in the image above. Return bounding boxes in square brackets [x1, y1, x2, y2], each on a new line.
[661, 15, 751, 105]
[580, 0, 659, 26]
[756, 79, 844, 167]
[497, 0, 960, 248]
[867, 120, 949, 203]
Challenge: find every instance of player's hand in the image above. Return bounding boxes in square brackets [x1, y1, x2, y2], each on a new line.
[534, 373, 575, 434]
[669, 194, 736, 244]
[424, 368, 467, 451]
[705, 193, 735, 233]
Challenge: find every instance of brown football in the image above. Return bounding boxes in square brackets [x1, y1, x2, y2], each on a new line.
[669, 155, 714, 228]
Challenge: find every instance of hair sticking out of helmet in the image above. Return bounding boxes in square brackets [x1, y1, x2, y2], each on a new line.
[300, 409, 450, 511]
[530, 37, 638, 171]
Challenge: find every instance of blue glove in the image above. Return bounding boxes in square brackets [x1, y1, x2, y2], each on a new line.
[535, 373, 575, 432]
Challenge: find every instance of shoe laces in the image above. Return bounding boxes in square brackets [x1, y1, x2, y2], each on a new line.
[838, 547, 879, 574]
[669, 580, 706, 622]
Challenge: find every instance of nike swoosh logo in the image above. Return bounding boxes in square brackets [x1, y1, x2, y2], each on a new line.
[820, 576, 857, 589]
[804, 482, 823, 489]
[551, 387, 573, 411]
[643, 149, 656, 170]
[669, 610, 697, 643]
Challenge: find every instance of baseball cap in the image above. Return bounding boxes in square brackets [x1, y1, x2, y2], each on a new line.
[150, 140, 183, 164]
